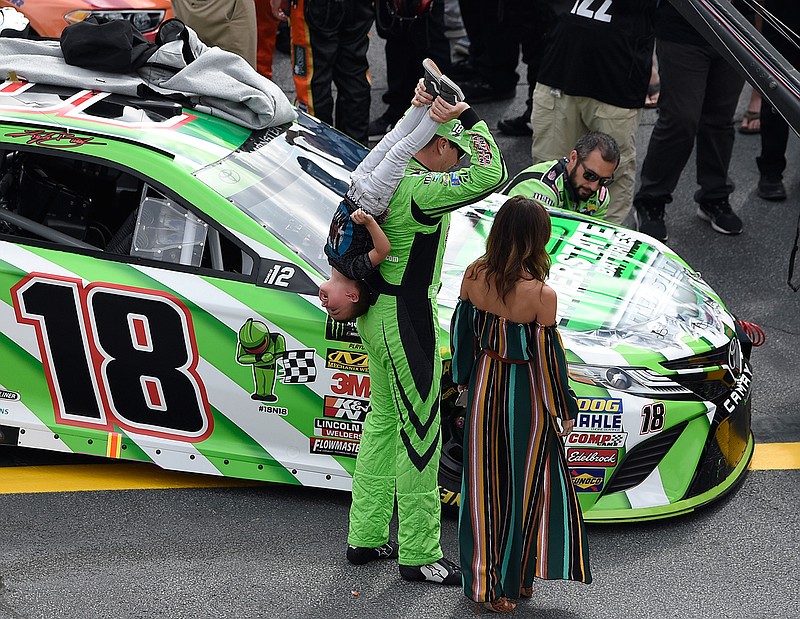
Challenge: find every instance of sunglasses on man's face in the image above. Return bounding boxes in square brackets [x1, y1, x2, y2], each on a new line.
[579, 160, 615, 186]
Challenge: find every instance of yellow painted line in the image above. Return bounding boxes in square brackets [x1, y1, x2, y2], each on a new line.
[0, 462, 262, 494]
[749, 442, 800, 470]
[0, 442, 797, 495]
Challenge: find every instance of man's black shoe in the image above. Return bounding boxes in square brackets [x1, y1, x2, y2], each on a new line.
[757, 174, 787, 201]
[399, 557, 461, 586]
[368, 115, 394, 141]
[633, 202, 668, 243]
[697, 198, 743, 235]
[346, 541, 399, 565]
[460, 78, 516, 104]
[497, 113, 532, 136]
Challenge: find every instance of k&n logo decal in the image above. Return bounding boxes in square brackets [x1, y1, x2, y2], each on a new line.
[324, 395, 370, 421]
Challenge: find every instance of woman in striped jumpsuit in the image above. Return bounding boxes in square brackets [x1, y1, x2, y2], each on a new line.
[451, 196, 591, 613]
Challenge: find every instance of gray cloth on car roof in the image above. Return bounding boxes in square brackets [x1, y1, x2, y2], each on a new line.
[0, 33, 296, 130]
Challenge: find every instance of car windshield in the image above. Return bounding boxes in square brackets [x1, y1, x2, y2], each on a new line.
[193, 113, 368, 276]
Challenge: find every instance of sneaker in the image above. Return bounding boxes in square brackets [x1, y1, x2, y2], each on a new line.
[757, 174, 787, 201]
[422, 58, 443, 98]
[368, 115, 394, 141]
[346, 541, 399, 565]
[697, 199, 743, 235]
[460, 77, 516, 104]
[497, 112, 532, 136]
[634, 202, 668, 243]
[399, 557, 461, 586]
[438, 74, 464, 105]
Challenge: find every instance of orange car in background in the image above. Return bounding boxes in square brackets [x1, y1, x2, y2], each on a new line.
[0, 0, 172, 41]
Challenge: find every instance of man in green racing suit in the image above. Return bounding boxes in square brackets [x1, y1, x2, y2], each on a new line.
[504, 131, 620, 219]
[346, 101, 507, 584]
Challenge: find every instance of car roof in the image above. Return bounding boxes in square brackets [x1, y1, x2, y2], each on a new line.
[0, 81, 255, 170]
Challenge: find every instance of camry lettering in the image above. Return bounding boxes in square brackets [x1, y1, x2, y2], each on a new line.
[724, 365, 752, 413]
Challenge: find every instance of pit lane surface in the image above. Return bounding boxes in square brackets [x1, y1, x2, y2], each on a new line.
[2, 37, 800, 619]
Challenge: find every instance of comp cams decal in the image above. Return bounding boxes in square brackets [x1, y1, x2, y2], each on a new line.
[565, 431, 627, 448]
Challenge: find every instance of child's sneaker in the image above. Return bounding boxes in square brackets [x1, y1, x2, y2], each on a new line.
[422, 58, 443, 98]
[438, 73, 465, 105]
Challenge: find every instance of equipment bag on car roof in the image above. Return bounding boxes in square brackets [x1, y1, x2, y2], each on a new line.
[60, 16, 156, 73]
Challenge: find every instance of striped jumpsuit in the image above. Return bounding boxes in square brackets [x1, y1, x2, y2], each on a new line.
[451, 299, 591, 602]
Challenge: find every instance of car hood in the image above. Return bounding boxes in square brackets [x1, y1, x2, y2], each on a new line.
[439, 194, 736, 366]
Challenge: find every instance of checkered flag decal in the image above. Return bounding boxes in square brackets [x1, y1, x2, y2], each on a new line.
[279, 350, 317, 383]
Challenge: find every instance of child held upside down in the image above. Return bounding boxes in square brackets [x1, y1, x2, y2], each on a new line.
[319, 58, 464, 321]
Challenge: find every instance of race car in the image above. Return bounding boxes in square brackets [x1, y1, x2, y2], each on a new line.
[0, 0, 171, 40]
[0, 78, 754, 522]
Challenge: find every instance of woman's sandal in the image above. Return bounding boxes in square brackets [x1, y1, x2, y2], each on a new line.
[520, 586, 534, 598]
[738, 109, 761, 134]
[476, 597, 517, 614]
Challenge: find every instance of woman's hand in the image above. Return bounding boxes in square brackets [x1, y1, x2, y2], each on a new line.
[556, 418, 575, 437]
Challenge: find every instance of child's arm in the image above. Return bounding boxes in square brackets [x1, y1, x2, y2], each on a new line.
[351, 208, 391, 267]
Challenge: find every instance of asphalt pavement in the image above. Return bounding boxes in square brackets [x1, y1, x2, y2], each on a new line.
[1, 30, 799, 619]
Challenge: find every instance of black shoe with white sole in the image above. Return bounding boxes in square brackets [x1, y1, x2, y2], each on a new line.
[697, 199, 743, 235]
[346, 541, 399, 565]
[399, 557, 461, 586]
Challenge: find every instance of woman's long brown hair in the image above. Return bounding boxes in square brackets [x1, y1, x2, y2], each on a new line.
[468, 196, 552, 303]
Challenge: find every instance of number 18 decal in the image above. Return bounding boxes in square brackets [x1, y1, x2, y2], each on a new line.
[12, 274, 212, 441]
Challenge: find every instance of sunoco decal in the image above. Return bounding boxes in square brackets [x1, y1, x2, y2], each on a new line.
[310, 436, 359, 458]
[570, 468, 606, 492]
[566, 448, 618, 467]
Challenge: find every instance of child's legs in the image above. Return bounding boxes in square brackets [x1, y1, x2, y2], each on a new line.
[351, 112, 441, 215]
[352, 105, 428, 181]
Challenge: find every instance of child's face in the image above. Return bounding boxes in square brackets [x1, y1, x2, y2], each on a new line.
[319, 278, 357, 321]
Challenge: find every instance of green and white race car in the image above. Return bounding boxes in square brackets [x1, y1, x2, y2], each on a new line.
[0, 80, 754, 522]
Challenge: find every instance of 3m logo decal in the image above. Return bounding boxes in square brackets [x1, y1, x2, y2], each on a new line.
[314, 418, 362, 441]
[566, 448, 618, 467]
[324, 395, 370, 421]
[331, 372, 370, 398]
[570, 468, 606, 492]
[11, 274, 212, 441]
[310, 437, 359, 458]
[326, 349, 369, 373]
[564, 431, 626, 448]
